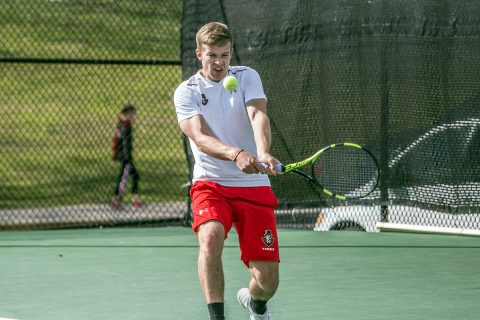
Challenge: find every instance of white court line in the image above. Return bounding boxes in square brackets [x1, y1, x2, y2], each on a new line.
[376, 222, 480, 237]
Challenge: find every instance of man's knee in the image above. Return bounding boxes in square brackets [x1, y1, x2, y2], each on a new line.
[198, 221, 225, 258]
[250, 261, 279, 294]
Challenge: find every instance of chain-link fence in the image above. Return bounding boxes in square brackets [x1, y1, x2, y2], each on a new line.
[3, 0, 480, 233]
[0, 0, 188, 229]
[181, 0, 480, 232]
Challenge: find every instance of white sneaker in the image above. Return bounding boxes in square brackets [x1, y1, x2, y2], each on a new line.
[237, 288, 272, 320]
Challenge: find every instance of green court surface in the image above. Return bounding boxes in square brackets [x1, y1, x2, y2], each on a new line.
[1, 227, 479, 320]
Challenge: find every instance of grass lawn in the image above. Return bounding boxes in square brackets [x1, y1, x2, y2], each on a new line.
[0, 0, 187, 208]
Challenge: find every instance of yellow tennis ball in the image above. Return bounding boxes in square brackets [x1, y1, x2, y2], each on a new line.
[223, 75, 238, 91]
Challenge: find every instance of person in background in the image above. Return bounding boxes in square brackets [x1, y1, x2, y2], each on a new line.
[111, 103, 142, 210]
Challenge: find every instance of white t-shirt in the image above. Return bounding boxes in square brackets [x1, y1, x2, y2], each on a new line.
[174, 66, 271, 187]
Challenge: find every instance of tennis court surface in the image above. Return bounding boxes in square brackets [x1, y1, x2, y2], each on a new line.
[1, 226, 479, 320]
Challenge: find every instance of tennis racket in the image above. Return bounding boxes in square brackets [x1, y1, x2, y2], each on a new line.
[266, 142, 380, 200]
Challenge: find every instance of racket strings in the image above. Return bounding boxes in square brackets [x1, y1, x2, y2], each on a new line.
[313, 147, 378, 198]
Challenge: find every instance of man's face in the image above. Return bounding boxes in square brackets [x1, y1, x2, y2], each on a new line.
[196, 43, 232, 82]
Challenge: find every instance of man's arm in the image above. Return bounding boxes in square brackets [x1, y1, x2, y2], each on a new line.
[178, 114, 263, 174]
[246, 98, 280, 174]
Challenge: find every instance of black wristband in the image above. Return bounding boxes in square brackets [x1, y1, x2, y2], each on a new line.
[233, 149, 244, 162]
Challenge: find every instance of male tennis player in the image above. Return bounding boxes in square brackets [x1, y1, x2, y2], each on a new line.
[174, 22, 281, 320]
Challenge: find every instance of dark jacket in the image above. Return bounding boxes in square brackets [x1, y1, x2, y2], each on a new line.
[112, 120, 133, 162]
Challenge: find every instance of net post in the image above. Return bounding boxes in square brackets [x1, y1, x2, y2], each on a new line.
[379, 8, 390, 223]
[182, 134, 194, 227]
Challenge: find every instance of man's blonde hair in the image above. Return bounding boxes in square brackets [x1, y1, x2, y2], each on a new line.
[196, 22, 232, 50]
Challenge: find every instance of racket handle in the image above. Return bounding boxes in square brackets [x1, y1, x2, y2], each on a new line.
[260, 162, 285, 173]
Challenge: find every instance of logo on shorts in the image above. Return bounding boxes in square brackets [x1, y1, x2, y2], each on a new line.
[198, 208, 209, 215]
[262, 230, 275, 247]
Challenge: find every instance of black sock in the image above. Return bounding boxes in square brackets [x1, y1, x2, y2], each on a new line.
[250, 298, 268, 315]
[207, 302, 225, 320]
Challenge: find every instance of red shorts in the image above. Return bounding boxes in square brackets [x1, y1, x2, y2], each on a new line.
[190, 180, 280, 266]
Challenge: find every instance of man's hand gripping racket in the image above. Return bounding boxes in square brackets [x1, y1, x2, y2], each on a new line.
[263, 143, 380, 200]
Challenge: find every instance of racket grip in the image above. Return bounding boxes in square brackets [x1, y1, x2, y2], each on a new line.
[260, 163, 285, 173]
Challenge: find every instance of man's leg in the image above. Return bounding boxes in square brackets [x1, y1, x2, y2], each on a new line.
[237, 260, 278, 318]
[248, 260, 279, 301]
[197, 220, 226, 319]
[233, 186, 279, 319]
